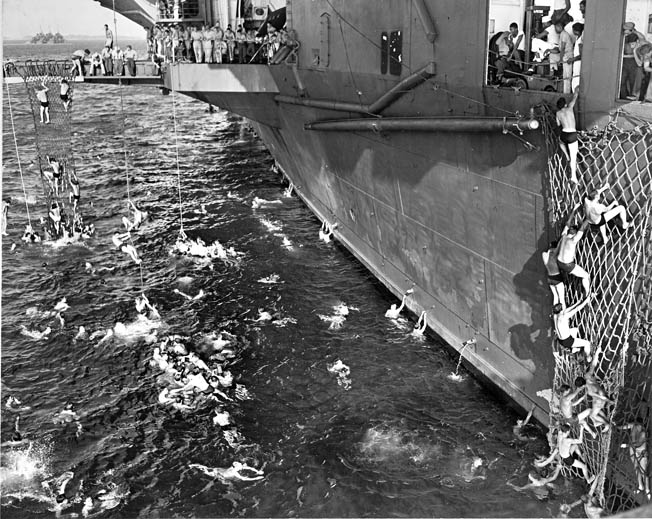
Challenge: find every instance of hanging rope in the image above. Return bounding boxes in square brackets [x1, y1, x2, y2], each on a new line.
[171, 89, 185, 236]
[5, 82, 33, 228]
[112, 0, 145, 292]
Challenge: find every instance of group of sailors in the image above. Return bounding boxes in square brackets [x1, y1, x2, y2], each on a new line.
[491, 1, 585, 93]
[37, 156, 93, 243]
[532, 125, 648, 501]
[147, 21, 296, 65]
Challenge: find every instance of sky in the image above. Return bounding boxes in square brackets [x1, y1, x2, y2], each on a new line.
[2, 0, 145, 39]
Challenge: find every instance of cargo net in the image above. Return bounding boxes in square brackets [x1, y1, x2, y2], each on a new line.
[13, 60, 90, 239]
[542, 110, 652, 512]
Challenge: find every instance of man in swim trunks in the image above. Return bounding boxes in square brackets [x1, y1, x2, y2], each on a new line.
[542, 241, 565, 309]
[535, 423, 593, 483]
[71, 49, 90, 76]
[556, 87, 579, 184]
[104, 24, 113, 49]
[553, 294, 593, 359]
[60, 79, 71, 111]
[576, 370, 614, 438]
[49, 202, 62, 235]
[46, 156, 63, 196]
[69, 174, 81, 211]
[556, 205, 590, 294]
[583, 182, 630, 243]
[36, 82, 50, 124]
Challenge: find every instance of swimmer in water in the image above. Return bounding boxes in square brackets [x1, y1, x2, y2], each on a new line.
[1, 416, 30, 447]
[412, 310, 427, 336]
[385, 290, 412, 319]
[21, 223, 41, 243]
[190, 461, 264, 482]
[5, 396, 32, 413]
[122, 200, 148, 231]
[42, 471, 75, 514]
[513, 405, 537, 441]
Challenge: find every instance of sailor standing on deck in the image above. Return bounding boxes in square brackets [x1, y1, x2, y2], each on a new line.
[70, 49, 90, 77]
[192, 26, 204, 63]
[202, 24, 215, 64]
[104, 24, 113, 49]
[213, 22, 225, 64]
[124, 45, 137, 76]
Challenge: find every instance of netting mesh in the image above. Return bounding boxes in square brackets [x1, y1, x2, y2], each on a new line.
[13, 60, 85, 237]
[542, 110, 652, 512]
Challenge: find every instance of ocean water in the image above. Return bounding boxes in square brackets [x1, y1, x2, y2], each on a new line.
[2, 44, 584, 517]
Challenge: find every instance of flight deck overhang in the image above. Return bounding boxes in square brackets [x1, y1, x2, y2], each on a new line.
[93, 0, 156, 27]
[166, 63, 281, 127]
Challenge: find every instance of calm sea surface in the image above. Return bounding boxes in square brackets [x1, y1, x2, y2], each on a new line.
[2, 43, 584, 517]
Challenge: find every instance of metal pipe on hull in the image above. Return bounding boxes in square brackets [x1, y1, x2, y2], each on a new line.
[275, 63, 437, 115]
[305, 116, 540, 132]
[412, 0, 437, 43]
[367, 62, 436, 114]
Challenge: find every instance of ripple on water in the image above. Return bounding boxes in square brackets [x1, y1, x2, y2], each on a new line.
[2, 56, 585, 517]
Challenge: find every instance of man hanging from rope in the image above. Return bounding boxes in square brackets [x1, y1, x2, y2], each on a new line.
[49, 202, 62, 236]
[69, 172, 81, 212]
[583, 182, 630, 243]
[36, 82, 51, 124]
[122, 200, 148, 232]
[556, 87, 579, 184]
[112, 232, 142, 264]
[556, 205, 591, 295]
[2, 198, 10, 236]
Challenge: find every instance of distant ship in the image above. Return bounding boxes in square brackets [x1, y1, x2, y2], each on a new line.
[30, 31, 65, 44]
[78, 0, 649, 513]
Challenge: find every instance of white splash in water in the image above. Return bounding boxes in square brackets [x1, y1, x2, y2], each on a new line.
[259, 218, 282, 232]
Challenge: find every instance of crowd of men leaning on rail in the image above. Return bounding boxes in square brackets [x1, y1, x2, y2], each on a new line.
[70, 22, 296, 78]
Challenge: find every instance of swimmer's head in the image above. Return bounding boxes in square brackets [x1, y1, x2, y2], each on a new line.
[232, 461, 242, 470]
[552, 303, 564, 314]
[588, 189, 600, 200]
[575, 376, 586, 388]
[559, 423, 571, 434]
[567, 225, 579, 235]
[549, 240, 558, 249]
[11, 431, 22, 442]
[56, 494, 66, 504]
[559, 384, 571, 395]
[556, 97, 567, 110]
